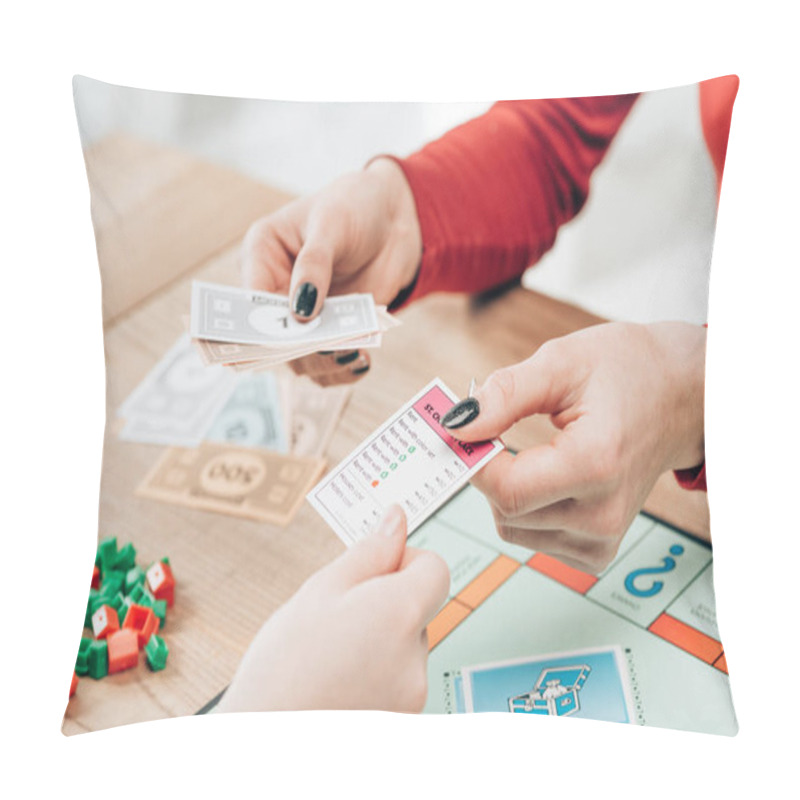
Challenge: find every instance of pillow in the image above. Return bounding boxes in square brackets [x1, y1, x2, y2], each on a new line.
[64, 75, 738, 735]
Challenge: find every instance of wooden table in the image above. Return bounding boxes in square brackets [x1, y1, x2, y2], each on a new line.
[62, 136, 710, 735]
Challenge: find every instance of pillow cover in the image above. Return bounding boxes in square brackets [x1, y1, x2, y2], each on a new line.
[64, 75, 738, 735]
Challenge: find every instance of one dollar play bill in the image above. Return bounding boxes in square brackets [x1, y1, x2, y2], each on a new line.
[137, 442, 326, 526]
[190, 281, 379, 347]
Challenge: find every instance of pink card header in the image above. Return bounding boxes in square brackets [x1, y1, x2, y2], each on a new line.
[412, 385, 496, 469]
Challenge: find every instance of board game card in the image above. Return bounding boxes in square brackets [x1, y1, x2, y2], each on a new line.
[306, 377, 504, 545]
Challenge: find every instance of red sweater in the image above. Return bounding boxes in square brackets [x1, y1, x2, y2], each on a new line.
[393, 76, 739, 492]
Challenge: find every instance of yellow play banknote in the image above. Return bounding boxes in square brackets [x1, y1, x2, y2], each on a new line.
[137, 442, 326, 526]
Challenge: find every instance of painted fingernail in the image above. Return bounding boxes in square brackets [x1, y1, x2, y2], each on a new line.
[335, 350, 360, 365]
[352, 364, 370, 375]
[441, 397, 480, 429]
[293, 282, 318, 318]
[318, 350, 334, 356]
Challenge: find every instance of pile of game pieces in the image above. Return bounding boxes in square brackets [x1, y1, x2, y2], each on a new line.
[69, 537, 175, 700]
[189, 281, 399, 372]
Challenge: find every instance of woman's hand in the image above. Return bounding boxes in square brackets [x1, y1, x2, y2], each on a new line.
[442, 322, 707, 574]
[216, 505, 449, 713]
[241, 158, 421, 385]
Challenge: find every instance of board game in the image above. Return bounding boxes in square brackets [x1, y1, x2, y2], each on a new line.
[412, 484, 736, 734]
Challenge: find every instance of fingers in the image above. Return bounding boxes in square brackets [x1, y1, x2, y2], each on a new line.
[288, 206, 343, 322]
[494, 520, 607, 571]
[441, 344, 578, 442]
[470, 435, 593, 517]
[495, 495, 601, 534]
[320, 505, 408, 591]
[489, 498, 622, 574]
[387, 546, 450, 626]
[241, 200, 344, 322]
[289, 250, 331, 321]
[290, 351, 371, 385]
[241, 213, 300, 293]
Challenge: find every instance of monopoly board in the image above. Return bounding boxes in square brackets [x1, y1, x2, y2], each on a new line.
[412, 484, 736, 734]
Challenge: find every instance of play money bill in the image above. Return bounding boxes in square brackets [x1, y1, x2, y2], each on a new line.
[205, 372, 291, 452]
[190, 281, 379, 347]
[118, 334, 237, 446]
[137, 442, 326, 526]
[290, 378, 352, 457]
[194, 309, 393, 367]
[226, 340, 376, 372]
[307, 378, 504, 545]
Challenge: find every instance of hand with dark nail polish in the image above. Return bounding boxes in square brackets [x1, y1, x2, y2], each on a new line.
[441, 398, 480, 429]
[293, 282, 318, 318]
[240, 159, 423, 395]
[335, 351, 361, 365]
[454, 322, 708, 575]
[241, 159, 422, 333]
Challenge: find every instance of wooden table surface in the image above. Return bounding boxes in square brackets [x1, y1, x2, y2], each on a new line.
[62, 135, 710, 735]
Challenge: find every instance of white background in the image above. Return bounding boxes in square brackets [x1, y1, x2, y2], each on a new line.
[2, 1, 798, 797]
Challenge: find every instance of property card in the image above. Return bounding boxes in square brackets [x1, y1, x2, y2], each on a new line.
[307, 378, 504, 545]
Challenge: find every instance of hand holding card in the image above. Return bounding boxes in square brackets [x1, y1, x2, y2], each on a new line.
[217, 505, 449, 713]
[307, 378, 504, 545]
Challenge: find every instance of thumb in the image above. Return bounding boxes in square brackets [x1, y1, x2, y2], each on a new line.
[325, 505, 408, 590]
[288, 207, 340, 322]
[441, 347, 574, 442]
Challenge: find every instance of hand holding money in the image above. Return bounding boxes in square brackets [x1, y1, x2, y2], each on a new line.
[216, 505, 449, 713]
[189, 281, 400, 379]
[120, 278, 400, 526]
[240, 159, 422, 320]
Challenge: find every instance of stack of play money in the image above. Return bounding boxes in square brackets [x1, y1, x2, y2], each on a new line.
[189, 281, 399, 372]
[117, 332, 354, 525]
[117, 334, 352, 457]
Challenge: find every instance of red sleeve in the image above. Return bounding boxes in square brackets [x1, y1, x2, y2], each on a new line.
[674, 463, 707, 492]
[391, 93, 715, 496]
[698, 75, 739, 195]
[391, 94, 639, 304]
